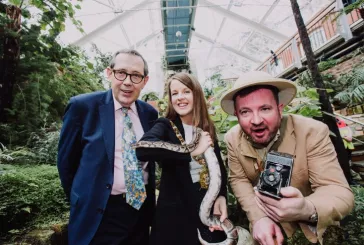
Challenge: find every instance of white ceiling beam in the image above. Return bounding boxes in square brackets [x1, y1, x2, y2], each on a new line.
[107, 1, 132, 49]
[164, 24, 191, 28]
[166, 41, 188, 46]
[194, 32, 262, 63]
[206, 0, 234, 61]
[72, 0, 151, 47]
[199, 0, 288, 41]
[135, 30, 161, 48]
[166, 48, 188, 52]
[166, 54, 186, 58]
[148, 8, 159, 49]
[260, 0, 281, 24]
[239, 0, 281, 51]
[92, 0, 114, 9]
[186, 0, 199, 60]
[119, 24, 132, 48]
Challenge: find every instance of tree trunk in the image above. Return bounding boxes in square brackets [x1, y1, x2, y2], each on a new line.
[289, 0, 352, 183]
[0, 3, 21, 122]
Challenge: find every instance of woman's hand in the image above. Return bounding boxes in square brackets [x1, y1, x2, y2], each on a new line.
[191, 131, 212, 156]
[209, 196, 228, 232]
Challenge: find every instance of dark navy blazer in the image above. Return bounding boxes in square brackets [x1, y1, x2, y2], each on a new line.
[57, 89, 158, 245]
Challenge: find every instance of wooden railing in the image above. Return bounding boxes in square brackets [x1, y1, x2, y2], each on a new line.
[256, 0, 363, 77]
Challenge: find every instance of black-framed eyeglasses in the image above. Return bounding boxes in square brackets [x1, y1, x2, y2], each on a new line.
[112, 70, 145, 84]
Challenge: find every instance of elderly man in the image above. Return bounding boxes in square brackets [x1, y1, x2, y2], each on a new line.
[57, 49, 158, 245]
[220, 71, 354, 245]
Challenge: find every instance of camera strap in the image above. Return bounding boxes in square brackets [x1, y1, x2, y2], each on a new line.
[270, 115, 289, 152]
[254, 115, 289, 172]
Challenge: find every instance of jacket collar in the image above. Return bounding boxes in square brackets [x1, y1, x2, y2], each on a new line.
[135, 100, 149, 133]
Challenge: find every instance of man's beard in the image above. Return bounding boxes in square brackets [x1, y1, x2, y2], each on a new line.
[243, 119, 281, 148]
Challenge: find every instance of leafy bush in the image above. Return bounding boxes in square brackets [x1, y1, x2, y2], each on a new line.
[285, 87, 323, 118]
[0, 164, 69, 237]
[318, 59, 338, 72]
[0, 125, 60, 165]
[334, 67, 364, 106]
[142, 92, 159, 102]
[27, 124, 60, 165]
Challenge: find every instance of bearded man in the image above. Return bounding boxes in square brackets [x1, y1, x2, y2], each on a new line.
[221, 71, 354, 245]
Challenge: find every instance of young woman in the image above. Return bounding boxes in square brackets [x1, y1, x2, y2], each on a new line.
[135, 72, 228, 245]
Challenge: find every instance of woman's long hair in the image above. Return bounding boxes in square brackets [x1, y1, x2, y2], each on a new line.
[165, 72, 217, 142]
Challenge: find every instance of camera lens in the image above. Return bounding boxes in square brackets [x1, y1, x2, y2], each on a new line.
[268, 174, 275, 182]
[263, 168, 281, 186]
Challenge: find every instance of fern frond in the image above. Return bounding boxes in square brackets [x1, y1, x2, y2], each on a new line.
[352, 84, 364, 104]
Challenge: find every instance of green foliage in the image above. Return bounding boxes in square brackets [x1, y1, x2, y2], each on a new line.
[296, 70, 336, 90]
[207, 85, 235, 155]
[285, 87, 323, 118]
[204, 73, 228, 99]
[156, 96, 168, 117]
[0, 164, 69, 237]
[334, 67, 364, 106]
[344, 0, 364, 14]
[0, 124, 60, 165]
[318, 59, 338, 71]
[142, 92, 159, 102]
[0, 143, 14, 163]
[0, 2, 106, 145]
[91, 44, 112, 87]
[27, 124, 60, 165]
[296, 64, 364, 107]
[13, 0, 84, 37]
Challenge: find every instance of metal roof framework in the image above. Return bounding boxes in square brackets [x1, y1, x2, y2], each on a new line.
[59, 0, 332, 93]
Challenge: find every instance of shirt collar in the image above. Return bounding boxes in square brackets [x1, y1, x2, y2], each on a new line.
[112, 93, 138, 115]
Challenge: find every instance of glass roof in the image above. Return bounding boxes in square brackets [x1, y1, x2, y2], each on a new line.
[58, 0, 333, 96]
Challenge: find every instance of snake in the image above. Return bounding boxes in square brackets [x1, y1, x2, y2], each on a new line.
[135, 126, 254, 245]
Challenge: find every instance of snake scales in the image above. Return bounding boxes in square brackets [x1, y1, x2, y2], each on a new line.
[135, 126, 254, 245]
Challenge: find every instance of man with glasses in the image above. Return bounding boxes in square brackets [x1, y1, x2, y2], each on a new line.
[57, 49, 158, 245]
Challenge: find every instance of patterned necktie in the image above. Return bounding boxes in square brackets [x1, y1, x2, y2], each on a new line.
[121, 107, 146, 210]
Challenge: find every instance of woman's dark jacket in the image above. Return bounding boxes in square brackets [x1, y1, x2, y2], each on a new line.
[136, 116, 227, 245]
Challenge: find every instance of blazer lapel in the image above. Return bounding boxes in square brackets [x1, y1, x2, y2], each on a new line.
[99, 90, 115, 166]
[135, 100, 150, 132]
[277, 115, 296, 156]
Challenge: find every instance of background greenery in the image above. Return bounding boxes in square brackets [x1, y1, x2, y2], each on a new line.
[1, 0, 364, 244]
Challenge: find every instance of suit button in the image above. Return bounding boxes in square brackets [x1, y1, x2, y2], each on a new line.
[106, 184, 111, 189]
[97, 208, 104, 214]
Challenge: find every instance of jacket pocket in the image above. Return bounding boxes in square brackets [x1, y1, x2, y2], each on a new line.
[70, 190, 79, 207]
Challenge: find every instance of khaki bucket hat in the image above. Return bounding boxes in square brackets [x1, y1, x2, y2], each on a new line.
[220, 71, 297, 115]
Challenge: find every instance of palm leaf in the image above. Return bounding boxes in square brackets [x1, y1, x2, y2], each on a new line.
[352, 84, 364, 104]
[334, 91, 351, 104]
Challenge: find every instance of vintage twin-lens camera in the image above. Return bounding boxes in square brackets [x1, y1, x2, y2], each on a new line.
[257, 151, 294, 199]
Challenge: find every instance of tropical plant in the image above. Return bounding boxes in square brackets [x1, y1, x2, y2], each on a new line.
[0, 164, 69, 237]
[334, 67, 364, 106]
[0, 0, 106, 146]
[156, 96, 168, 117]
[142, 91, 159, 102]
[204, 72, 228, 100]
[296, 69, 336, 94]
[285, 87, 326, 118]
[344, 0, 364, 14]
[289, 0, 351, 182]
[0, 142, 14, 163]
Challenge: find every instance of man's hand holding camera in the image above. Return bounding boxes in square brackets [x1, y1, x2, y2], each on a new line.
[253, 186, 317, 245]
[254, 186, 316, 223]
